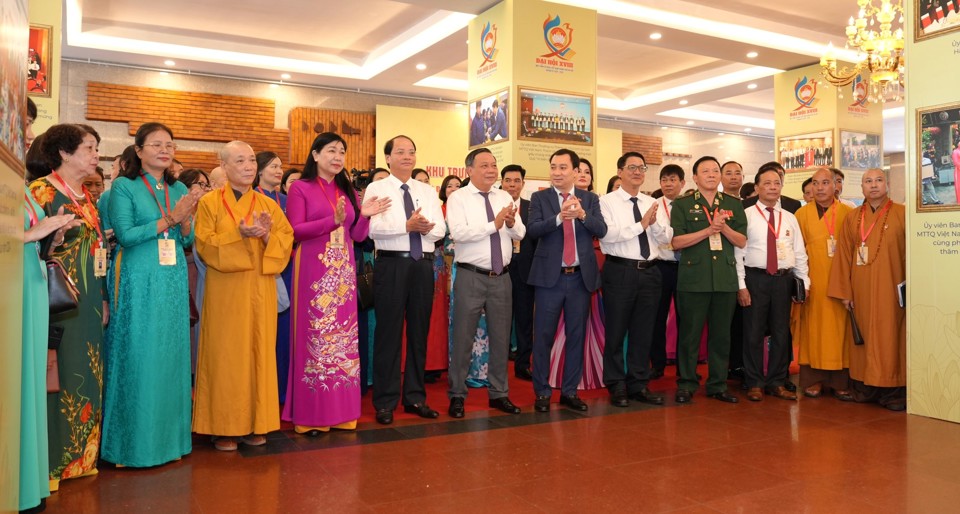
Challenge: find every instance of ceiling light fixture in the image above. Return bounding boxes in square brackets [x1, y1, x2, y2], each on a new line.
[661, 126, 669, 130]
[416, 63, 427, 71]
[650, 32, 662, 40]
[820, 0, 904, 103]
[744, 128, 752, 132]
[280, 73, 291, 80]
[718, 133, 725, 136]
[686, 120, 694, 125]
[746, 51, 759, 58]
[163, 60, 175, 66]
[679, 99, 688, 105]
[747, 83, 758, 89]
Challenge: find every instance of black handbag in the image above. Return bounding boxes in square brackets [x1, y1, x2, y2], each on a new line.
[356, 262, 374, 311]
[791, 277, 806, 303]
[47, 258, 80, 315]
[849, 308, 865, 346]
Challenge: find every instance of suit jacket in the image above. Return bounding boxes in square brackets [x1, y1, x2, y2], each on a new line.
[512, 198, 535, 283]
[526, 187, 607, 292]
[742, 194, 802, 214]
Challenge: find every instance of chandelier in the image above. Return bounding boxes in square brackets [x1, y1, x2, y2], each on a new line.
[819, 0, 905, 103]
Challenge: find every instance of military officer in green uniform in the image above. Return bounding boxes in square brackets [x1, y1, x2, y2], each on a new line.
[670, 156, 747, 404]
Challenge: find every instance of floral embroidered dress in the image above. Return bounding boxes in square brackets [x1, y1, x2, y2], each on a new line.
[29, 177, 106, 489]
[282, 178, 370, 428]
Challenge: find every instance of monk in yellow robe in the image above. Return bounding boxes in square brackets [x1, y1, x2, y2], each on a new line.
[827, 168, 906, 411]
[193, 141, 294, 450]
[794, 168, 853, 399]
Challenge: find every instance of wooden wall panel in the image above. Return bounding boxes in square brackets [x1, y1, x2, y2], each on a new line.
[621, 133, 663, 165]
[289, 108, 377, 171]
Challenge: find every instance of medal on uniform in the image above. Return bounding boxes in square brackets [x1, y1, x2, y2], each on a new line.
[94, 246, 108, 277]
[856, 243, 868, 266]
[512, 239, 520, 254]
[709, 233, 723, 251]
[827, 236, 836, 257]
[329, 226, 345, 248]
[159, 236, 177, 265]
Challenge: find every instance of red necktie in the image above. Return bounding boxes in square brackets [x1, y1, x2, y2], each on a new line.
[766, 206, 777, 274]
[561, 192, 575, 266]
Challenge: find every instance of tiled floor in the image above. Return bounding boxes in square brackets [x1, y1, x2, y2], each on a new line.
[41, 378, 960, 514]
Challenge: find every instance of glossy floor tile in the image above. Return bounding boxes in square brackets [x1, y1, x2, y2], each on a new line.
[39, 374, 960, 514]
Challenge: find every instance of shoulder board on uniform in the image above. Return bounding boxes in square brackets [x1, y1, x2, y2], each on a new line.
[677, 190, 696, 199]
[723, 192, 741, 200]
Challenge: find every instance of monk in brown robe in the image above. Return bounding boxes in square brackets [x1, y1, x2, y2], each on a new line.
[827, 168, 906, 411]
[795, 168, 854, 399]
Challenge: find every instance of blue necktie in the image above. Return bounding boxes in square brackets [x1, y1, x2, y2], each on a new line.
[401, 184, 422, 260]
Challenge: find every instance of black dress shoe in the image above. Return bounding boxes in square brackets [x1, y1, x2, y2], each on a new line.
[534, 395, 551, 412]
[375, 408, 394, 425]
[448, 397, 465, 418]
[403, 403, 439, 419]
[489, 397, 521, 414]
[707, 391, 740, 404]
[610, 389, 629, 408]
[651, 368, 665, 380]
[514, 367, 533, 381]
[559, 394, 588, 411]
[630, 387, 665, 405]
[674, 389, 692, 404]
[783, 380, 797, 393]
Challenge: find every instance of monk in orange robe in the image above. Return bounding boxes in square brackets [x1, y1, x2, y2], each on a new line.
[193, 141, 294, 450]
[794, 168, 854, 399]
[827, 168, 906, 411]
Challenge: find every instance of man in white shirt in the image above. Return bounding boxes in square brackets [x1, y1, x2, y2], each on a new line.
[446, 149, 526, 417]
[735, 167, 810, 402]
[364, 135, 446, 424]
[651, 164, 685, 378]
[599, 152, 669, 407]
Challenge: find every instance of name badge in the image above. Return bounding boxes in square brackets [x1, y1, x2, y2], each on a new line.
[827, 237, 836, 258]
[329, 226, 345, 249]
[708, 233, 723, 251]
[776, 239, 788, 261]
[159, 238, 177, 266]
[856, 244, 868, 266]
[512, 239, 520, 254]
[94, 247, 108, 277]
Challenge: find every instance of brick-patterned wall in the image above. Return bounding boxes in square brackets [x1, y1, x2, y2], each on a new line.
[289, 108, 377, 170]
[86, 82, 289, 169]
[622, 133, 663, 165]
[174, 151, 221, 174]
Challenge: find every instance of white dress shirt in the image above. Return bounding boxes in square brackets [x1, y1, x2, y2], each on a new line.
[599, 188, 669, 260]
[654, 196, 678, 262]
[552, 186, 581, 266]
[735, 199, 810, 290]
[365, 173, 446, 251]
[447, 183, 525, 269]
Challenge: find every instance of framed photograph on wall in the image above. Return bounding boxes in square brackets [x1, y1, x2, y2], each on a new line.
[468, 88, 510, 149]
[776, 130, 834, 173]
[915, 0, 960, 42]
[517, 87, 593, 146]
[28, 24, 52, 98]
[839, 130, 882, 169]
[916, 102, 960, 211]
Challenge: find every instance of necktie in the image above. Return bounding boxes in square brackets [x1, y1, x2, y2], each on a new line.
[766, 206, 777, 274]
[401, 184, 422, 260]
[480, 192, 503, 274]
[561, 192, 575, 266]
[631, 197, 650, 259]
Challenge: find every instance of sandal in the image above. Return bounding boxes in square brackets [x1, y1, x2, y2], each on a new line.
[212, 436, 238, 451]
[240, 434, 266, 446]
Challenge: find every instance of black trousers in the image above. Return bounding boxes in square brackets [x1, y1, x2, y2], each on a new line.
[650, 260, 678, 371]
[509, 267, 535, 373]
[728, 305, 744, 370]
[742, 269, 793, 389]
[601, 260, 662, 393]
[371, 255, 434, 411]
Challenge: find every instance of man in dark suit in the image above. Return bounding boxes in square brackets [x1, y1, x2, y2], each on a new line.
[739, 161, 801, 393]
[527, 149, 607, 412]
[500, 164, 535, 381]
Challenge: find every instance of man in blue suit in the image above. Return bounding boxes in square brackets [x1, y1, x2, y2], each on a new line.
[488, 98, 508, 141]
[470, 101, 486, 146]
[527, 148, 607, 412]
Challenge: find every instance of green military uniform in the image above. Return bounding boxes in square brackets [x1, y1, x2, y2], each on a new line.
[670, 189, 747, 395]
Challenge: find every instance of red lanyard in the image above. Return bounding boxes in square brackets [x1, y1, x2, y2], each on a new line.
[50, 172, 104, 246]
[754, 203, 782, 239]
[139, 174, 171, 216]
[661, 198, 670, 221]
[25, 193, 40, 227]
[316, 178, 341, 213]
[701, 205, 717, 225]
[256, 186, 280, 205]
[859, 200, 891, 244]
[221, 186, 257, 225]
[823, 202, 837, 238]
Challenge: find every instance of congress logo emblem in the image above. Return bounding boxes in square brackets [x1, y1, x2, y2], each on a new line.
[793, 76, 819, 111]
[480, 22, 498, 66]
[542, 15, 576, 60]
[850, 74, 867, 107]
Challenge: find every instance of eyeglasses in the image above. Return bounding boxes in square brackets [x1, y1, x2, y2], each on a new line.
[624, 164, 648, 173]
[143, 142, 178, 152]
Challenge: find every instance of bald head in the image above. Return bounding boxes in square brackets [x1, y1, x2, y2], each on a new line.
[810, 168, 836, 207]
[220, 141, 258, 191]
[208, 167, 226, 189]
[861, 168, 888, 206]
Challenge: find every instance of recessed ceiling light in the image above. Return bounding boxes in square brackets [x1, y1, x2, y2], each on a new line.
[661, 126, 669, 130]
[769, 150, 775, 153]
[686, 120, 694, 125]
[718, 132, 725, 136]
[159, 71, 168, 76]
[416, 63, 427, 71]
[679, 99, 689, 105]
[163, 60, 175, 66]
[281, 73, 291, 80]
[747, 83, 758, 89]
[746, 51, 758, 58]
[650, 32, 662, 40]
[269, 83, 279, 89]
[744, 128, 752, 132]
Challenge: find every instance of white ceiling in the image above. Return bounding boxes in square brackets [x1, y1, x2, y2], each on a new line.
[61, 0, 906, 151]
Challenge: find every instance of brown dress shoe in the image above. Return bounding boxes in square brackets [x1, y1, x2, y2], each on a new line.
[768, 386, 798, 400]
[803, 383, 823, 398]
[747, 387, 763, 402]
